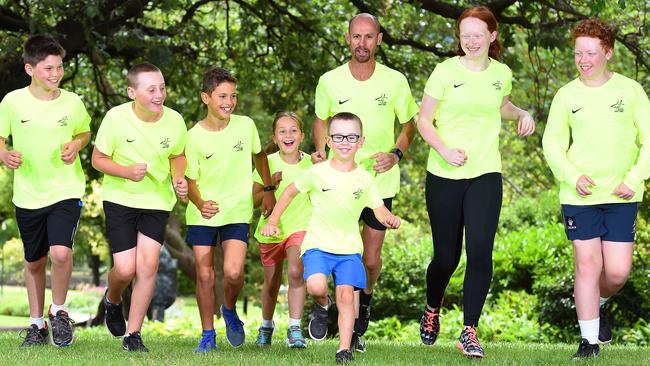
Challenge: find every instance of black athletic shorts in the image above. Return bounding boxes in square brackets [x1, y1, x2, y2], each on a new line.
[15, 198, 82, 262]
[359, 197, 393, 231]
[103, 201, 170, 253]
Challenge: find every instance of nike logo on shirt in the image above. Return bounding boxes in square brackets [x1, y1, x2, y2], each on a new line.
[126, 139, 135, 143]
[453, 83, 465, 88]
[338, 98, 351, 105]
[20, 119, 30, 123]
[321, 188, 332, 192]
[572, 107, 583, 114]
[206, 153, 214, 159]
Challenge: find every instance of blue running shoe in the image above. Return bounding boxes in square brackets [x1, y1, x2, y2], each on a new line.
[256, 325, 274, 347]
[222, 305, 245, 347]
[287, 325, 307, 349]
[194, 329, 217, 353]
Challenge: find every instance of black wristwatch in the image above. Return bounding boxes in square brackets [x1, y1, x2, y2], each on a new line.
[263, 185, 276, 192]
[390, 148, 403, 162]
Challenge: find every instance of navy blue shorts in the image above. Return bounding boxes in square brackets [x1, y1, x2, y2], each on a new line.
[186, 223, 249, 246]
[302, 249, 366, 289]
[561, 203, 638, 242]
[360, 197, 392, 231]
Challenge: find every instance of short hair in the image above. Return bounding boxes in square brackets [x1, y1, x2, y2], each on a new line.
[272, 111, 303, 132]
[456, 6, 502, 61]
[328, 112, 363, 135]
[127, 63, 161, 88]
[202, 67, 237, 95]
[572, 19, 615, 51]
[23, 35, 66, 66]
[349, 13, 381, 33]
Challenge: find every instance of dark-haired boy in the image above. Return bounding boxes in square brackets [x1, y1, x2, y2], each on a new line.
[92, 62, 187, 352]
[185, 67, 275, 352]
[0, 35, 91, 348]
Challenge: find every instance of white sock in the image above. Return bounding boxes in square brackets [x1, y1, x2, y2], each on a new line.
[262, 319, 274, 328]
[318, 300, 330, 311]
[289, 318, 301, 327]
[50, 303, 67, 315]
[578, 318, 599, 344]
[599, 297, 609, 307]
[30, 317, 46, 329]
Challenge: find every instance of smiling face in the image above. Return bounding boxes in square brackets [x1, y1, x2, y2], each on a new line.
[345, 15, 382, 64]
[26, 54, 64, 93]
[128, 71, 166, 117]
[327, 117, 364, 162]
[273, 116, 303, 156]
[574, 36, 612, 83]
[201, 81, 237, 121]
[458, 17, 496, 61]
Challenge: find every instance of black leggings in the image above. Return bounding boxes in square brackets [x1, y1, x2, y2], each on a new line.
[425, 172, 502, 326]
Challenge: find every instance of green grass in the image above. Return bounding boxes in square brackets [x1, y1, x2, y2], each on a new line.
[1, 330, 648, 365]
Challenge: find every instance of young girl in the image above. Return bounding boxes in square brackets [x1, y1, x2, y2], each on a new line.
[252, 111, 312, 348]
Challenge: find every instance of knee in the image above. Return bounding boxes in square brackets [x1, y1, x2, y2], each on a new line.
[49, 250, 72, 267]
[197, 267, 215, 286]
[336, 289, 354, 307]
[287, 266, 304, 286]
[575, 257, 600, 278]
[223, 267, 243, 285]
[25, 259, 46, 273]
[363, 254, 382, 273]
[605, 270, 630, 288]
[113, 264, 136, 280]
[306, 281, 327, 297]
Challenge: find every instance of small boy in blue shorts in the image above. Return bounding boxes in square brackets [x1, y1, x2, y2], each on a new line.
[262, 112, 400, 364]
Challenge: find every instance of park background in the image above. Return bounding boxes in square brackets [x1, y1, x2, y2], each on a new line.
[0, 0, 648, 364]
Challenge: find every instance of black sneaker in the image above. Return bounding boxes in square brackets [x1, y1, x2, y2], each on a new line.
[123, 332, 149, 352]
[351, 331, 366, 353]
[19, 323, 49, 347]
[456, 326, 485, 358]
[573, 338, 599, 359]
[308, 298, 330, 341]
[49, 307, 75, 347]
[598, 307, 612, 344]
[104, 289, 126, 337]
[420, 306, 440, 345]
[335, 349, 354, 364]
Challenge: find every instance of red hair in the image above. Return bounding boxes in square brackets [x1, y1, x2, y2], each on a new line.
[572, 19, 615, 51]
[455, 6, 502, 60]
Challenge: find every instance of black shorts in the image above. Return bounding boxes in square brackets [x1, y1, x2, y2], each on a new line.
[16, 198, 83, 262]
[103, 201, 170, 253]
[359, 197, 393, 231]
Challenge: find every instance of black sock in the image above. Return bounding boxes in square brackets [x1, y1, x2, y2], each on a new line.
[360, 290, 372, 306]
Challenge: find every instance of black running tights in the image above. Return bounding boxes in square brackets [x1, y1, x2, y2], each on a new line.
[425, 172, 502, 326]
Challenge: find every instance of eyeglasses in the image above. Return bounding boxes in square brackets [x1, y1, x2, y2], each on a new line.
[330, 134, 360, 143]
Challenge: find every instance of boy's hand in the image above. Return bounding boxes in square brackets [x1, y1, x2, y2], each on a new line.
[382, 214, 401, 229]
[311, 150, 327, 164]
[271, 171, 283, 187]
[613, 182, 635, 200]
[61, 140, 82, 164]
[576, 175, 595, 196]
[261, 192, 276, 218]
[199, 200, 219, 219]
[125, 163, 147, 181]
[173, 177, 188, 200]
[517, 111, 536, 137]
[261, 223, 280, 237]
[0, 150, 22, 169]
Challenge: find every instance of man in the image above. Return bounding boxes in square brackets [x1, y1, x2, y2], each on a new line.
[311, 13, 418, 352]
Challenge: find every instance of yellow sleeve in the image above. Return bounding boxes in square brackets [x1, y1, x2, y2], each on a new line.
[623, 82, 650, 188]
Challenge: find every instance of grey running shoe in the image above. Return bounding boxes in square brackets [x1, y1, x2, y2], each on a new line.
[19, 323, 49, 347]
[49, 308, 75, 347]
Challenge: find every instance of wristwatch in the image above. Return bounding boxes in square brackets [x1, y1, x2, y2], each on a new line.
[263, 185, 276, 192]
[390, 148, 403, 162]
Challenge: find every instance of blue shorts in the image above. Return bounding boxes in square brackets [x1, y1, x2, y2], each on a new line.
[186, 223, 249, 246]
[561, 203, 637, 242]
[302, 249, 366, 289]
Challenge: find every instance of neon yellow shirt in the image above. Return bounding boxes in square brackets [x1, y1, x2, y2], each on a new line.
[253, 152, 312, 243]
[0, 87, 90, 209]
[185, 115, 261, 226]
[315, 62, 418, 198]
[543, 73, 650, 205]
[423, 57, 512, 179]
[94, 102, 187, 211]
[294, 161, 383, 255]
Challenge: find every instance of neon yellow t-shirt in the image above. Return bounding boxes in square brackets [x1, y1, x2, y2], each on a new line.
[0, 87, 90, 209]
[185, 115, 261, 226]
[253, 152, 312, 243]
[315, 62, 418, 198]
[423, 57, 512, 179]
[294, 161, 383, 255]
[543, 73, 650, 205]
[94, 102, 187, 211]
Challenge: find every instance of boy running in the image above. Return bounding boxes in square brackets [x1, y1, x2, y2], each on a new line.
[92, 63, 188, 352]
[0, 35, 91, 348]
[185, 67, 275, 352]
[262, 112, 400, 364]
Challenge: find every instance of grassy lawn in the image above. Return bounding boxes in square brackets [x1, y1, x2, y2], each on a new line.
[0, 330, 648, 365]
